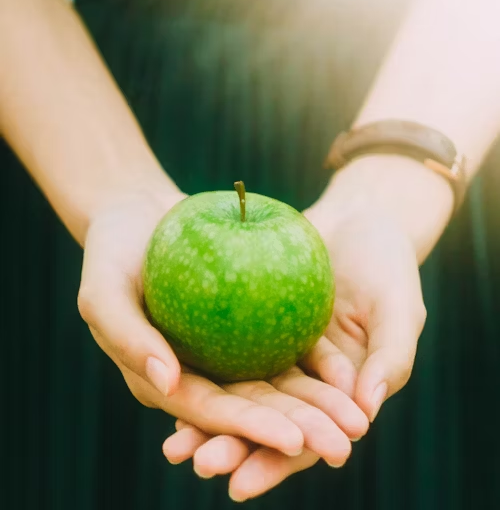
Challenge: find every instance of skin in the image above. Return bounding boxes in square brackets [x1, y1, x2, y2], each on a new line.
[163, 198, 427, 501]
[2, 0, 500, 503]
[0, 0, 368, 465]
[80, 188, 368, 462]
[162, 0, 500, 501]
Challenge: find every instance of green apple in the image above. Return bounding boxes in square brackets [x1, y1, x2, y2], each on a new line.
[143, 182, 335, 382]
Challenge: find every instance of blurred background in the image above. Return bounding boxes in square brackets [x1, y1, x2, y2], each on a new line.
[2, 0, 500, 508]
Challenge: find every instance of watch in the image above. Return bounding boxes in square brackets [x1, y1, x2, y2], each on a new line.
[323, 119, 467, 215]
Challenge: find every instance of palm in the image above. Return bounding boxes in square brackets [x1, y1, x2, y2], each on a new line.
[305, 208, 426, 407]
[162, 207, 427, 502]
[80, 191, 368, 470]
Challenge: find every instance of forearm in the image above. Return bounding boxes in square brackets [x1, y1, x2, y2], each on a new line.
[319, 0, 500, 263]
[0, 0, 179, 245]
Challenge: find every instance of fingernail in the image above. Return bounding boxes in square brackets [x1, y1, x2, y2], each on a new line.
[193, 465, 214, 480]
[283, 447, 303, 457]
[145, 357, 171, 396]
[369, 382, 388, 422]
[351, 437, 362, 443]
[327, 461, 345, 468]
[229, 489, 246, 503]
[165, 457, 183, 465]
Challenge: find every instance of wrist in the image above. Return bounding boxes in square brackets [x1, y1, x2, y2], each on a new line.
[76, 167, 185, 247]
[310, 154, 455, 263]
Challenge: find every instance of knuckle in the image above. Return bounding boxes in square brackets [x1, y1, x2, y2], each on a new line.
[317, 349, 342, 368]
[415, 301, 427, 330]
[77, 286, 99, 326]
[393, 359, 413, 392]
[78, 287, 136, 367]
[131, 389, 155, 408]
[379, 347, 415, 395]
[112, 340, 133, 366]
[270, 366, 304, 387]
[309, 349, 348, 378]
[245, 381, 277, 402]
[285, 402, 316, 423]
[124, 377, 158, 409]
[314, 384, 338, 404]
[236, 402, 271, 430]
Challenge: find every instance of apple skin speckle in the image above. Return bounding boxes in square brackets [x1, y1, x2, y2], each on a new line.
[143, 190, 335, 382]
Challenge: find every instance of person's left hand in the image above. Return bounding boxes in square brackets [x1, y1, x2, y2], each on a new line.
[162, 196, 427, 502]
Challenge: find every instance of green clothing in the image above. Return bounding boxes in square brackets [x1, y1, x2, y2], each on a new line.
[2, 1, 500, 508]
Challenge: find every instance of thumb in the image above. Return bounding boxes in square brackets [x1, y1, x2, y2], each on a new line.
[78, 233, 181, 396]
[78, 279, 181, 397]
[355, 298, 426, 422]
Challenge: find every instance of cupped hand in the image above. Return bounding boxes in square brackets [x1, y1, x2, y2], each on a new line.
[162, 202, 426, 502]
[304, 205, 427, 419]
[76, 185, 368, 460]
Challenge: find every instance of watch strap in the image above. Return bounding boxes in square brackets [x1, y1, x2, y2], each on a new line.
[324, 119, 467, 214]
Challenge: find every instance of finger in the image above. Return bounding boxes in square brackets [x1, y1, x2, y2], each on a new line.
[326, 312, 370, 370]
[78, 239, 181, 397]
[118, 365, 304, 456]
[164, 424, 253, 477]
[193, 436, 252, 478]
[228, 448, 320, 503]
[270, 366, 369, 440]
[224, 380, 351, 467]
[175, 419, 188, 431]
[356, 298, 426, 422]
[160, 372, 304, 457]
[300, 336, 358, 397]
[162, 426, 211, 465]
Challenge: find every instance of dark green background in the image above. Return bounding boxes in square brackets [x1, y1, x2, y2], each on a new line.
[2, 1, 500, 508]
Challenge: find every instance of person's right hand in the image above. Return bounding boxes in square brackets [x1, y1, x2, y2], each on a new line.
[77, 185, 368, 461]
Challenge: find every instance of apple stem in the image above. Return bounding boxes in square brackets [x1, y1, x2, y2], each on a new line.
[234, 181, 246, 222]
